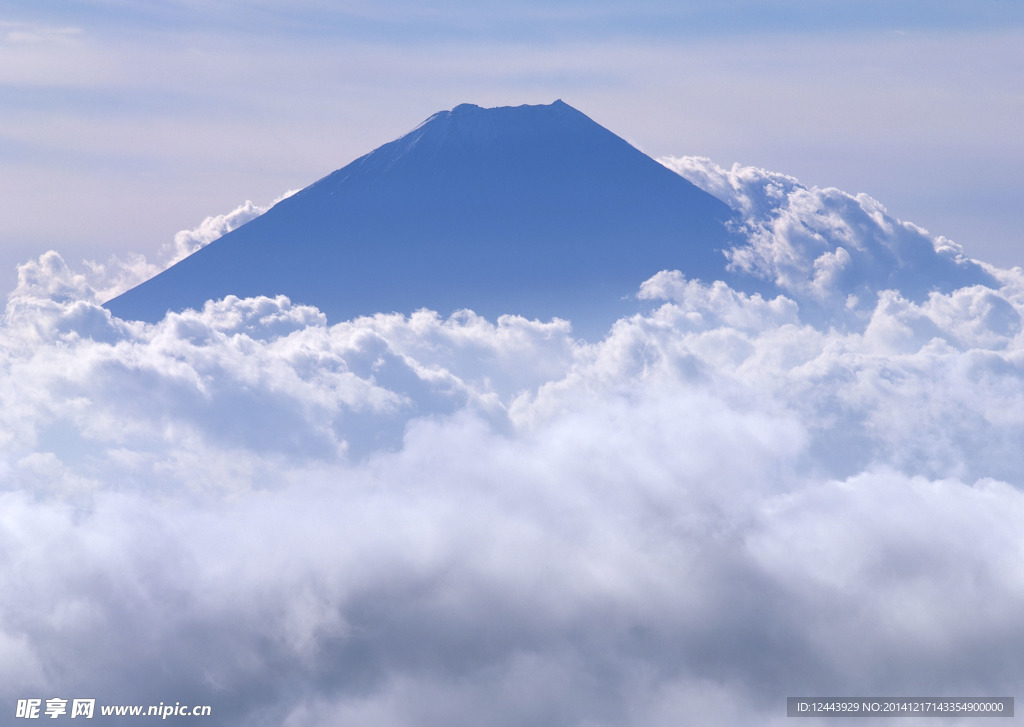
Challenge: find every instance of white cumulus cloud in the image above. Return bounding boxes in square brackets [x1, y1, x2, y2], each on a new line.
[2, 160, 1023, 725]
[9, 193, 296, 310]
[662, 155, 997, 326]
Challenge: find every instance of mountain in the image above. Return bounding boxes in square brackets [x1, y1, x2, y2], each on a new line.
[105, 100, 996, 333]
[104, 101, 738, 333]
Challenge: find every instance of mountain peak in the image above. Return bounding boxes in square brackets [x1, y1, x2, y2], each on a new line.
[371, 100, 610, 170]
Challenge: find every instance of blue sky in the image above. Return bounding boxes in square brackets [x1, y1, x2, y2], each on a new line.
[2, 0, 1023, 293]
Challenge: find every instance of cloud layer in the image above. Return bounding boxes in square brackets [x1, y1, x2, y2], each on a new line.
[3, 162, 1024, 725]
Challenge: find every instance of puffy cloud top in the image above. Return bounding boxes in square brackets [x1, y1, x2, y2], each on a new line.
[664, 156, 997, 325]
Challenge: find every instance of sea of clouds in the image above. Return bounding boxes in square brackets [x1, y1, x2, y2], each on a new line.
[3, 159, 1023, 725]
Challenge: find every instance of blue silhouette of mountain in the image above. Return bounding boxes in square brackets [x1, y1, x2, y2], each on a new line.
[104, 101, 738, 333]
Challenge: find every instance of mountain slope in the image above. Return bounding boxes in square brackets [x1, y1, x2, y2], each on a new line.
[104, 101, 738, 331]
